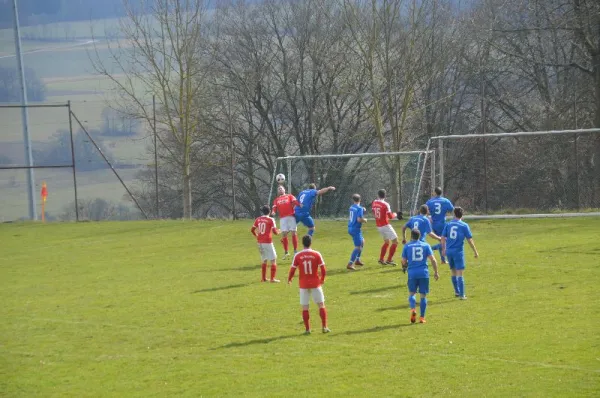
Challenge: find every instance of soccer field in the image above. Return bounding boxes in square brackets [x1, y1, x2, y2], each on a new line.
[1, 218, 599, 397]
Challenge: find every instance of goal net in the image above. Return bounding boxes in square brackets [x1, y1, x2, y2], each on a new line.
[431, 128, 600, 218]
[269, 151, 434, 219]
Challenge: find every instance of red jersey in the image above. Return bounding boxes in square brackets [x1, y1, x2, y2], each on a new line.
[251, 216, 278, 243]
[291, 249, 326, 289]
[272, 194, 299, 218]
[372, 199, 396, 227]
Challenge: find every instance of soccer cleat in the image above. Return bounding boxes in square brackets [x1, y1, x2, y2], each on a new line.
[347, 263, 357, 271]
[304, 330, 311, 335]
[459, 295, 467, 300]
[283, 251, 290, 259]
[322, 327, 331, 334]
[455, 293, 460, 297]
[270, 278, 281, 283]
[419, 317, 426, 323]
[354, 259, 364, 266]
[410, 309, 417, 324]
[385, 260, 397, 266]
[261, 279, 268, 283]
[378, 259, 386, 265]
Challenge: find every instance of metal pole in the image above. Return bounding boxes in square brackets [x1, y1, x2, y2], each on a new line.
[438, 138, 444, 191]
[228, 91, 236, 220]
[574, 134, 580, 210]
[67, 101, 79, 222]
[431, 149, 436, 192]
[153, 95, 159, 218]
[12, 0, 36, 220]
[287, 158, 292, 193]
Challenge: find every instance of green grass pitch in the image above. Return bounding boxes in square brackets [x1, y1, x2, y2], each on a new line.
[1, 218, 599, 396]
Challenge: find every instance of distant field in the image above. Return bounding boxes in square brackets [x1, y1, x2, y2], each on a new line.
[1, 218, 599, 396]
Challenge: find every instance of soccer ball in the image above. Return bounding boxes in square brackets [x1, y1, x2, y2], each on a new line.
[276, 173, 286, 184]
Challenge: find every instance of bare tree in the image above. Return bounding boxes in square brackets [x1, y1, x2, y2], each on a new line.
[91, 0, 212, 219]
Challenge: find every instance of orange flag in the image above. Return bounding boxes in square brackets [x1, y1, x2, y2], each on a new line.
[41, 182, 48, 203]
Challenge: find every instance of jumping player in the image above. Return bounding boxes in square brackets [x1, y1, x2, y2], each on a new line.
[272, 185, 301, 258]
[288, 235, 330, 334]
[426, 187, 454, 263]
[371, 189, 399, 266]
[441, 207, 479, 300]
[251, 205, 280, 282]
[401, 228, 439, 324]
[294, 183, 336, 237]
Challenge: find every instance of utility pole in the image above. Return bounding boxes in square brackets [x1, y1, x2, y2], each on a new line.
[12, 0, 36, 220]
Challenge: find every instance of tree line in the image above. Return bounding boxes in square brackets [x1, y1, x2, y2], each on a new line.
[91, 0, 600, 219]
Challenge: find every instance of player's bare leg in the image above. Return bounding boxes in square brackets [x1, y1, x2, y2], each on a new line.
[318, 301, 330, 333]
[301, 305, 311, 334]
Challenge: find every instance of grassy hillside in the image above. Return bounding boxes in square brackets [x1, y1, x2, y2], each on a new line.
[1, 218, 599, 396]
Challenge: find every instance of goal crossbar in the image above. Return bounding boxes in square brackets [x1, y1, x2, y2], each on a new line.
[430, 127, 600, 141]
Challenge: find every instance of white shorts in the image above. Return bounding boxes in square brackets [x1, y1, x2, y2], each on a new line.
[299, 287, 325, 306]
[377, 224, 398, 241]
[280, 216, 297, 232]
[258, 243, 277, 261]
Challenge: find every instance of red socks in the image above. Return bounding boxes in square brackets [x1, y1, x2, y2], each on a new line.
[319, 307, 327, 328]
[302, 310, 310, 331]
[387, 243, 398, 262]
[281, 237, 289, 252]
[380, 242, 389, 261]
[292, 235, 298, 251]
[270, 264, 277, 280]
[261, 262, 267, 281]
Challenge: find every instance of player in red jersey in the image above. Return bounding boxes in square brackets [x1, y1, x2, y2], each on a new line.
[371, 189, 400, 266]
[251, 205, 281, 282]
[288, 235, 330, 334]
[272, 185, 301, 258]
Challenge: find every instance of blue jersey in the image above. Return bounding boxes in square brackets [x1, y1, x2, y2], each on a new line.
[348, 204, 364, 231]
[404, 215, 432, 242]
[426, 196, 454, 227]
[295, 189, 318, 216]
[441, 219, 473, 254]
[402, 240, 434, 279]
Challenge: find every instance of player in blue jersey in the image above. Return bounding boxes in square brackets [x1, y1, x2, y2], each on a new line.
[294, 183, 336, 237]
[426, 187, 454, 264]
[401, 229, 439, 324]
[347, 194, 367, 271]
[441, 207, 479, 300]
[401, 205, 441, 272]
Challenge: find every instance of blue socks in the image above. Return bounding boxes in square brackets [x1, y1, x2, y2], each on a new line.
[451, 276, 459, 295]
[409, 295, 416, 309]
[350, 248, 361, 263]
[457, 277, 465, 297]
[308, 229, 314, 236]
[420, 298, 427, 318]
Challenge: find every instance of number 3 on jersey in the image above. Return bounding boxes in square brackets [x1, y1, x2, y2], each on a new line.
[434, 203, 442, 215]
[412, 246, 424, 261]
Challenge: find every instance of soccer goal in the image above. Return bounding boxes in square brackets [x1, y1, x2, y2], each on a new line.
[269, 150, 434, 218]
[428, 128, 600, 218]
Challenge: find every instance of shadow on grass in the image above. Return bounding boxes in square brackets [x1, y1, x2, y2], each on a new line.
[213, 333, 302, 349]
[331, 323, 412, 336]
[376, 297, 458, 312]
[192, 283, 251, 293]
[349, 285, 398, 295]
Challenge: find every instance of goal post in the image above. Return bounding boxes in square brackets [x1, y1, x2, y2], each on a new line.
[429, 128, 600, 218]
[269, 150, 434, 219]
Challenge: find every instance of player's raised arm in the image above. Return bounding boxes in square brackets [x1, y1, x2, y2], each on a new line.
[467, 238, 479, 258]
[317, 186, 335, 196]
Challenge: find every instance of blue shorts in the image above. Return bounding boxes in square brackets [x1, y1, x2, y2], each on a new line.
[295, 214, 315, 228]
[348, 230, 364, 247]
[432, 223, 445, 236]
[408, 277, 430, 294]
[447, 252, 465, 270]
